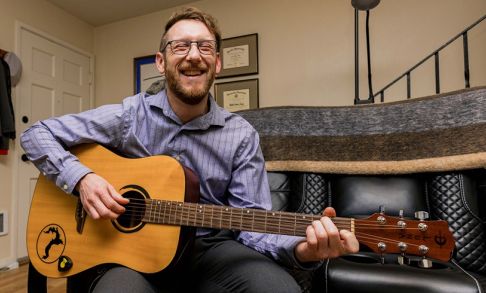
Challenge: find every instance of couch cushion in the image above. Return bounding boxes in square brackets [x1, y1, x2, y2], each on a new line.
[331, 175, 428, 218]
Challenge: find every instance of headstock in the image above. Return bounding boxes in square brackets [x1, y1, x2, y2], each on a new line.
[354, 212, 455, 262]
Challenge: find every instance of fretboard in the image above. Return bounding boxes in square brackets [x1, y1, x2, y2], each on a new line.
[142, 199, 353, 237]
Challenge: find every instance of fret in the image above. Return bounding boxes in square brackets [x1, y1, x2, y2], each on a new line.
[172, 202, 177, 224]
[221, 207, 231, 229]
[198, 204, 204, 227]
[178, 202, 183, 225]
[190, 204, 197, 227]
[167, 201, 172, 224]
[293, 213, 297, 236]
[162, 200, 167, 224]
[201, 204, 206, 228]
[252, 209, 255, 231]
[264, 210, 268, 233]
[209, 205, 214, 228]
[154, 200, 160, 224]
[219, 206, 223, 229]
[148, 199, 153, 222]
[241, 209, 253, 231]
[240, 209, 243, 231]
[228, 209, 233, 229]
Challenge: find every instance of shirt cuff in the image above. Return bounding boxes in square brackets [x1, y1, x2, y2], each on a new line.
[284, 237, 324, 270]
[55, 160, 92, 195]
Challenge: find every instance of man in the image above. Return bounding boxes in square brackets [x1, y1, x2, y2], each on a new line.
[21, 7, 358, 293]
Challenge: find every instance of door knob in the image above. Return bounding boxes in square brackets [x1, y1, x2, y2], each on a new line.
[21, 154, 29, 162]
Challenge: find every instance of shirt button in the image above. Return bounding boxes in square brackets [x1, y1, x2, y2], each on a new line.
[63, 184, 69, 190]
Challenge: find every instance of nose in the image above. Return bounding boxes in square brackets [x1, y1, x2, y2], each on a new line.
[186, 43, 202, 61]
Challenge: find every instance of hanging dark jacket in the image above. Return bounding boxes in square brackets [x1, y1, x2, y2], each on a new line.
[0, 58, 15, 155]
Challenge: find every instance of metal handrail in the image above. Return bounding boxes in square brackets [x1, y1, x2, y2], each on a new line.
[373, 14, 486, 102]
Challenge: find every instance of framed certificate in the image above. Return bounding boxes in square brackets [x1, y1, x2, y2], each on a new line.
[214, 79, 259, 112]
[217, 34, 258, 78]
[133, 55, 164, 94]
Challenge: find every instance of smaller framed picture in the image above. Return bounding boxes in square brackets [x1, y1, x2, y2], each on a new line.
[214, 79, 259, 112]
[217, 33, 258, 79]
[133, 55, 164, 94]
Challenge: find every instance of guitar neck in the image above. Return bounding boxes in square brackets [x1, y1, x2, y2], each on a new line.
[142, 199, 353, 237]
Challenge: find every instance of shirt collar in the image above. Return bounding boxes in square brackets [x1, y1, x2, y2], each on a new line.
[148, 89, 225, 128]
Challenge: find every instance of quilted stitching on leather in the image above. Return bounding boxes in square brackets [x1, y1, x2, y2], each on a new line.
[296, 173, 329, 215]
[429, 173, 486, 274]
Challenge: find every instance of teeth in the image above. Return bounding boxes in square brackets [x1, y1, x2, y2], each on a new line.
[183, 70, 202, 76]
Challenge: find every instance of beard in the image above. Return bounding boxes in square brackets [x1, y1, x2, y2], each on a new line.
[164, 60, 216, 106]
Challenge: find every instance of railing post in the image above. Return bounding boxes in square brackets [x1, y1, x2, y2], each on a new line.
[406, 72, 411, 99]
[354, 8, 360, 104]
[463, 32, 471, 88]
[434, 52, 440, 94]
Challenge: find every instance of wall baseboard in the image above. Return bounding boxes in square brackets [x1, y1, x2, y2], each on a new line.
[0, 258, 19, 271]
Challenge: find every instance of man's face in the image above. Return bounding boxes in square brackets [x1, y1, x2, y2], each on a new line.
[156, 20, 221, 105]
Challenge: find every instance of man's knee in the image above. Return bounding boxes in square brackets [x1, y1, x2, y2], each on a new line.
[92, 267, 157, 293]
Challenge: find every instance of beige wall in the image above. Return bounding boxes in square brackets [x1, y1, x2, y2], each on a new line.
[0, 0, 93, 267]
[94, 0, 486, 107]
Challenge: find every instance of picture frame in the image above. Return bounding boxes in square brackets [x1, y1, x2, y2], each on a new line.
[217, 33, 258, 79]
[133, 54, 164, 94]
[214, 79, 259, 112]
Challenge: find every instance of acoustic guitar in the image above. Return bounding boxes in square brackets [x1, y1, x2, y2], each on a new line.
[27, 144, 455, 278]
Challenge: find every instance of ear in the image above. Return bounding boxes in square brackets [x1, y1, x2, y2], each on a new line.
[215, 53, 222, 74]
[155, 52, 165, 75]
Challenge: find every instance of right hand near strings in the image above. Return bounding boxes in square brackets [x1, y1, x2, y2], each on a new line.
[75, 173, 129, 220]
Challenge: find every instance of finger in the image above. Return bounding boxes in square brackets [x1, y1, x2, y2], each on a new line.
[80, 193, 100, 220]
[322, 217, 343, 257]
[322, 207, 336, 217]
[340, 230, 360, 253]
[108, 185, 129, 205]
[92, 197, 119, 219]
[312, 220, 328, 252]
[305, 225, 318, 250]
[101, 185, 127, 214]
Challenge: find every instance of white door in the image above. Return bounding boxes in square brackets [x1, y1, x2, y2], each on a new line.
[16, 26, 93, 259]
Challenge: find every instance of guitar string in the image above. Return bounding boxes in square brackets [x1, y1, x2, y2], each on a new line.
[122, 198, 422, 227]
[119, 207, 414, 227]
[118, 199, 428, 230]
[117, 205, 427, 231]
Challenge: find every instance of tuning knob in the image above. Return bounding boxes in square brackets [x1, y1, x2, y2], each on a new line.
[414, 211, 429, 221]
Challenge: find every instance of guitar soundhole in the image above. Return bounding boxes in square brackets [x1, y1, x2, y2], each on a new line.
[113, 190, 146, 233]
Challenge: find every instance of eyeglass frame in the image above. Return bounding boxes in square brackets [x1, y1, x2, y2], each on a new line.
[161, 40, 218, 56]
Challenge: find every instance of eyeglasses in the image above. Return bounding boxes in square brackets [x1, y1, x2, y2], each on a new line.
[163, 40, 217, 55]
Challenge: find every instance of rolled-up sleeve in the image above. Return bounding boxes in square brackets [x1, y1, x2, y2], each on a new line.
[20, 104, 126, 193]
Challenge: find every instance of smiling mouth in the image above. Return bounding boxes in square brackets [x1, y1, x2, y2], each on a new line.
[181, 70, 204, 76]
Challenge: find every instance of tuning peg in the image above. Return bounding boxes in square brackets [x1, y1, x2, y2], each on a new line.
[397, 254, 411, 265]
[398, 209, 404, 219]
[378, 242, 386, 265]
[418, 257, 433, 268]
[397, 242, 409, 265]
[414, 211, 429, 221]
[379, 205, 386, 214]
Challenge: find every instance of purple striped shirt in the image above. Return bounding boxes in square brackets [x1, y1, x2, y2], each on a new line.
[20, 90, 308, 268]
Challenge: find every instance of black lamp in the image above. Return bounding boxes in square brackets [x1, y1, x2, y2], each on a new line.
[352, 0, 380, 104]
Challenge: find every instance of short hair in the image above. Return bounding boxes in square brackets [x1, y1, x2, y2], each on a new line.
[159, 7, 222, 52]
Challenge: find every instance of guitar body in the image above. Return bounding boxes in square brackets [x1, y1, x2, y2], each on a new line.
[27, 144, 199, 278]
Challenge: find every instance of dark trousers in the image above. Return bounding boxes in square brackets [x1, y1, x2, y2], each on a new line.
[69, 230, 301, 293]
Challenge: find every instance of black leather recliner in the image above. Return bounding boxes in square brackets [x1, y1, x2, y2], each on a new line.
[268, 170, 486, 293]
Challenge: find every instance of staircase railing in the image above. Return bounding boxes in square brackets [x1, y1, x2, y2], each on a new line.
[372, 14, 486, 103]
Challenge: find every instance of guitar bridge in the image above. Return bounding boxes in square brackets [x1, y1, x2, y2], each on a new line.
[75, 198, 87, 234]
